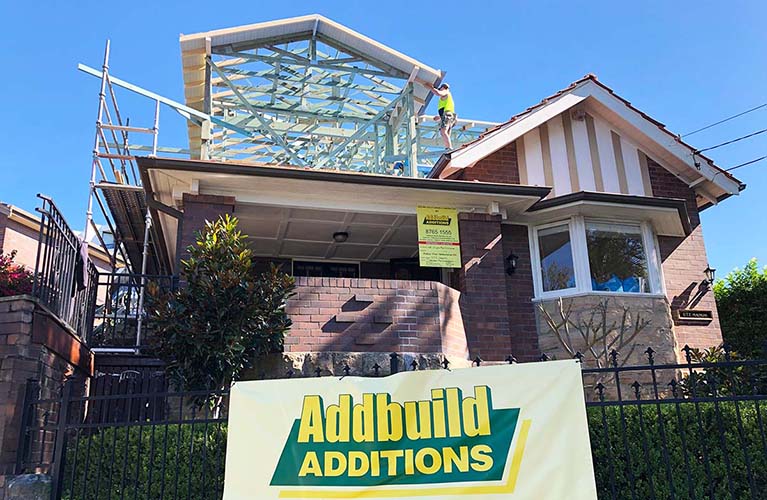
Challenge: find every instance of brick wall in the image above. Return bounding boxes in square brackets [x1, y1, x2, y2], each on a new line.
[0, 297, 91, 497]
[502, 225, 540, 361]
[178, 194, 235, 263]
[457, 142, 521, 184]
[647, 157, 722, 351]
[457, 213, 512, 360]
[286, 277, 469, 360]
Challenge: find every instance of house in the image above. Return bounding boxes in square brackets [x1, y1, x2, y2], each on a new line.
[0, 201, 114, 274]
[85, 15, 743, 372]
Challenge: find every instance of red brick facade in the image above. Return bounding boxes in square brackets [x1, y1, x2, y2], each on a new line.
[647, 158, 722, 350]
[457, 213, 512, 361]
[286, 277, 468, 359]
[179, 194, 235, 263]
[0, 297, 91, 496]
[456, 142, 521, 184]
[502, 225, 540, 361]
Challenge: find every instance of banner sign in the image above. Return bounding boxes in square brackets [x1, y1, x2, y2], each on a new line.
[416, 206, 461, 268]
[224, 361, 598, 499]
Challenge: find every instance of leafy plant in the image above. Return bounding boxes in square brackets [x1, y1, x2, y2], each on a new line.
[148, 215, 295, 398]
[62, 424, 227, 499]
[0, 249, 34, 297]
[714, 259, 767, 359]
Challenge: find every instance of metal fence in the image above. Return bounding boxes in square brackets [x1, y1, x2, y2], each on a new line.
[89, 271, 176, 351]
[32, 194, 99, 338]
[16, 347, 767, 500]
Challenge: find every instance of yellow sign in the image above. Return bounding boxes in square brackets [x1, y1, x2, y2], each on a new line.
[224, 361, 598, 499]
[416, 206, 461, 268]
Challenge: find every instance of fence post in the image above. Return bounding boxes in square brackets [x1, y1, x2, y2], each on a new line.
[390, 353, 399, 374]
[49, 379, 74, 500]
[14, 379, 40, 475]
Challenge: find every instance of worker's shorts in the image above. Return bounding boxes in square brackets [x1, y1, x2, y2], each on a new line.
[439, 111, 457, 130]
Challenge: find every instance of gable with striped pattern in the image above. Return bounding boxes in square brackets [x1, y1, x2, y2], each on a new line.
[516, 109, 655, 198]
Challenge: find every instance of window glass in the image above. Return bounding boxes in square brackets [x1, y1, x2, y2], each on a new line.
[586, 222, 649, 293]
[293, 261, 359, 278]
[537, 225, 576, 292]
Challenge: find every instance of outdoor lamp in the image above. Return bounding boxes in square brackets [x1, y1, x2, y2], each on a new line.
[704, 265, 716, 285]
[505, 252, 519, 276]
[333, 231, 349, 243]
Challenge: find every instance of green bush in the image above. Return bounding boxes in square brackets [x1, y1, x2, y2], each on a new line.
[61, 423, 227, 500]
[588, 401, 767, 499]
[714, 259, 767, 359]
[61, 402, 767, 500]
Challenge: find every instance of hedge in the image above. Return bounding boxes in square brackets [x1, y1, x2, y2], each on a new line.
[60, 401, 766, 499]
[588, 401, 767, 500]
[62, 423, 227, 500]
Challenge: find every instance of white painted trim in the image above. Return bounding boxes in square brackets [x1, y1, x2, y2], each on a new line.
[523, 128, 546, 187]
[529, 215, 664, 299]
[546, 114, 572, 195]
[570, 116, 596, 191]
[531, 291, 668, 303]
[592, 117, 620, 193]
[620, 137, 645, 196]
[449, 93, 589, 169]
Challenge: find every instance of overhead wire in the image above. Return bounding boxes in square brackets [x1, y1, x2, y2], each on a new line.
[695, 127, 767, 154]
[683, 102, 767, 137]
[725, 155, 767, 172]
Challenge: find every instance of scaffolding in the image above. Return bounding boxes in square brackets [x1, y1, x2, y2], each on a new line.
[78, 15, 500, 277]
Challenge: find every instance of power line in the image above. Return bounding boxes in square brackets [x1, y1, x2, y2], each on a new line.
[695, 127, 767, 154]
[726, 155, 767, 172]
[683, 102, 767, 137]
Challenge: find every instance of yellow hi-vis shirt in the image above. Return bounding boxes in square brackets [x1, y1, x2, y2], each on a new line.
[438, 92, 455, 113]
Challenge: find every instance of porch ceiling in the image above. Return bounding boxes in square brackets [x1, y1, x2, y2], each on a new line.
[238, 204, 417, 262]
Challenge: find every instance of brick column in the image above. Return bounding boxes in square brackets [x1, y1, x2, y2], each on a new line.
[502, 224, 541, 361]
[179, 194, 236, 262]
[647, 159, 722, 351]
[457, 213, 511, 361]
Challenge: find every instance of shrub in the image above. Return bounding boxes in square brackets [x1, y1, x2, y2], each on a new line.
[0, 250, 34, 297]
[148, 215, 295, 396]
[62, 423, 227, 500]
[588, 401, 767, 499]
[714, 259, 767, 359]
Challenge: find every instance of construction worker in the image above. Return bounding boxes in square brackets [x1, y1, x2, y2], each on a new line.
[429, 83, 456, 149]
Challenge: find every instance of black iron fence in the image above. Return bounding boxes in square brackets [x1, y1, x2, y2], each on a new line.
[89, 271, 176, 350]
[33, 194, 99, 338]
[16, 347, 767, 499]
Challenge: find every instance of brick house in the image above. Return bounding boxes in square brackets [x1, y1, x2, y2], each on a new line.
[83, 16, 744, 372]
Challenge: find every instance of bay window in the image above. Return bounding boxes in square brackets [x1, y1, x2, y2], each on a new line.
[531, 217, 662, 298]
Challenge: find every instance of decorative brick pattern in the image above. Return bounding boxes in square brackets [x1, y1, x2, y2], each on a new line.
[286, 277, 469, 359]
[457, 213, 511, 360]
[502, 225, 540, 361]
[457, 142, 521, 184]
[647, 157, 722, 352]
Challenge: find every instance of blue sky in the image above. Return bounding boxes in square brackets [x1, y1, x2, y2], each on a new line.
[1, 0, 765, 276]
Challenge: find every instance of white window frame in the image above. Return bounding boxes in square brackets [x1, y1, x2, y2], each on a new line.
[529, 220, 579, 300]
[529, 216, 666, 300]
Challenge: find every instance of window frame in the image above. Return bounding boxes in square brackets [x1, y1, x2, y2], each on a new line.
[529, 216, 665, 300]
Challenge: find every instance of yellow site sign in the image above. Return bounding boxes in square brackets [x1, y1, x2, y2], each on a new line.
[223, 361, 598, 499]
[416, 206, 461, 268]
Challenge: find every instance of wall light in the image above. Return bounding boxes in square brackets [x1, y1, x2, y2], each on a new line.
[506, 252, 519, 276]
[704, 265, 716, 286]
[333, 231, 349, 243]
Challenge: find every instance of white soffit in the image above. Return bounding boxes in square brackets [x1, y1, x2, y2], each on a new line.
[444, 79, 741, 201]
[517, 200, 687, 237]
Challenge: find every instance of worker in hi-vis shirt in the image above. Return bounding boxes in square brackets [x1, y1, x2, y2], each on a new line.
[427, 83, 456, 149]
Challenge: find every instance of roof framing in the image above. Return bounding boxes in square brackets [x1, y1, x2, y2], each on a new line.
[179, 15, 497, 175]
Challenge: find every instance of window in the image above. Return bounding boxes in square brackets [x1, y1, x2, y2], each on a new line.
[537, 224, 576, 292]
[585, 222, 649, 293]
[293, 261, 359, 278]
[531, 217, 661, 298]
